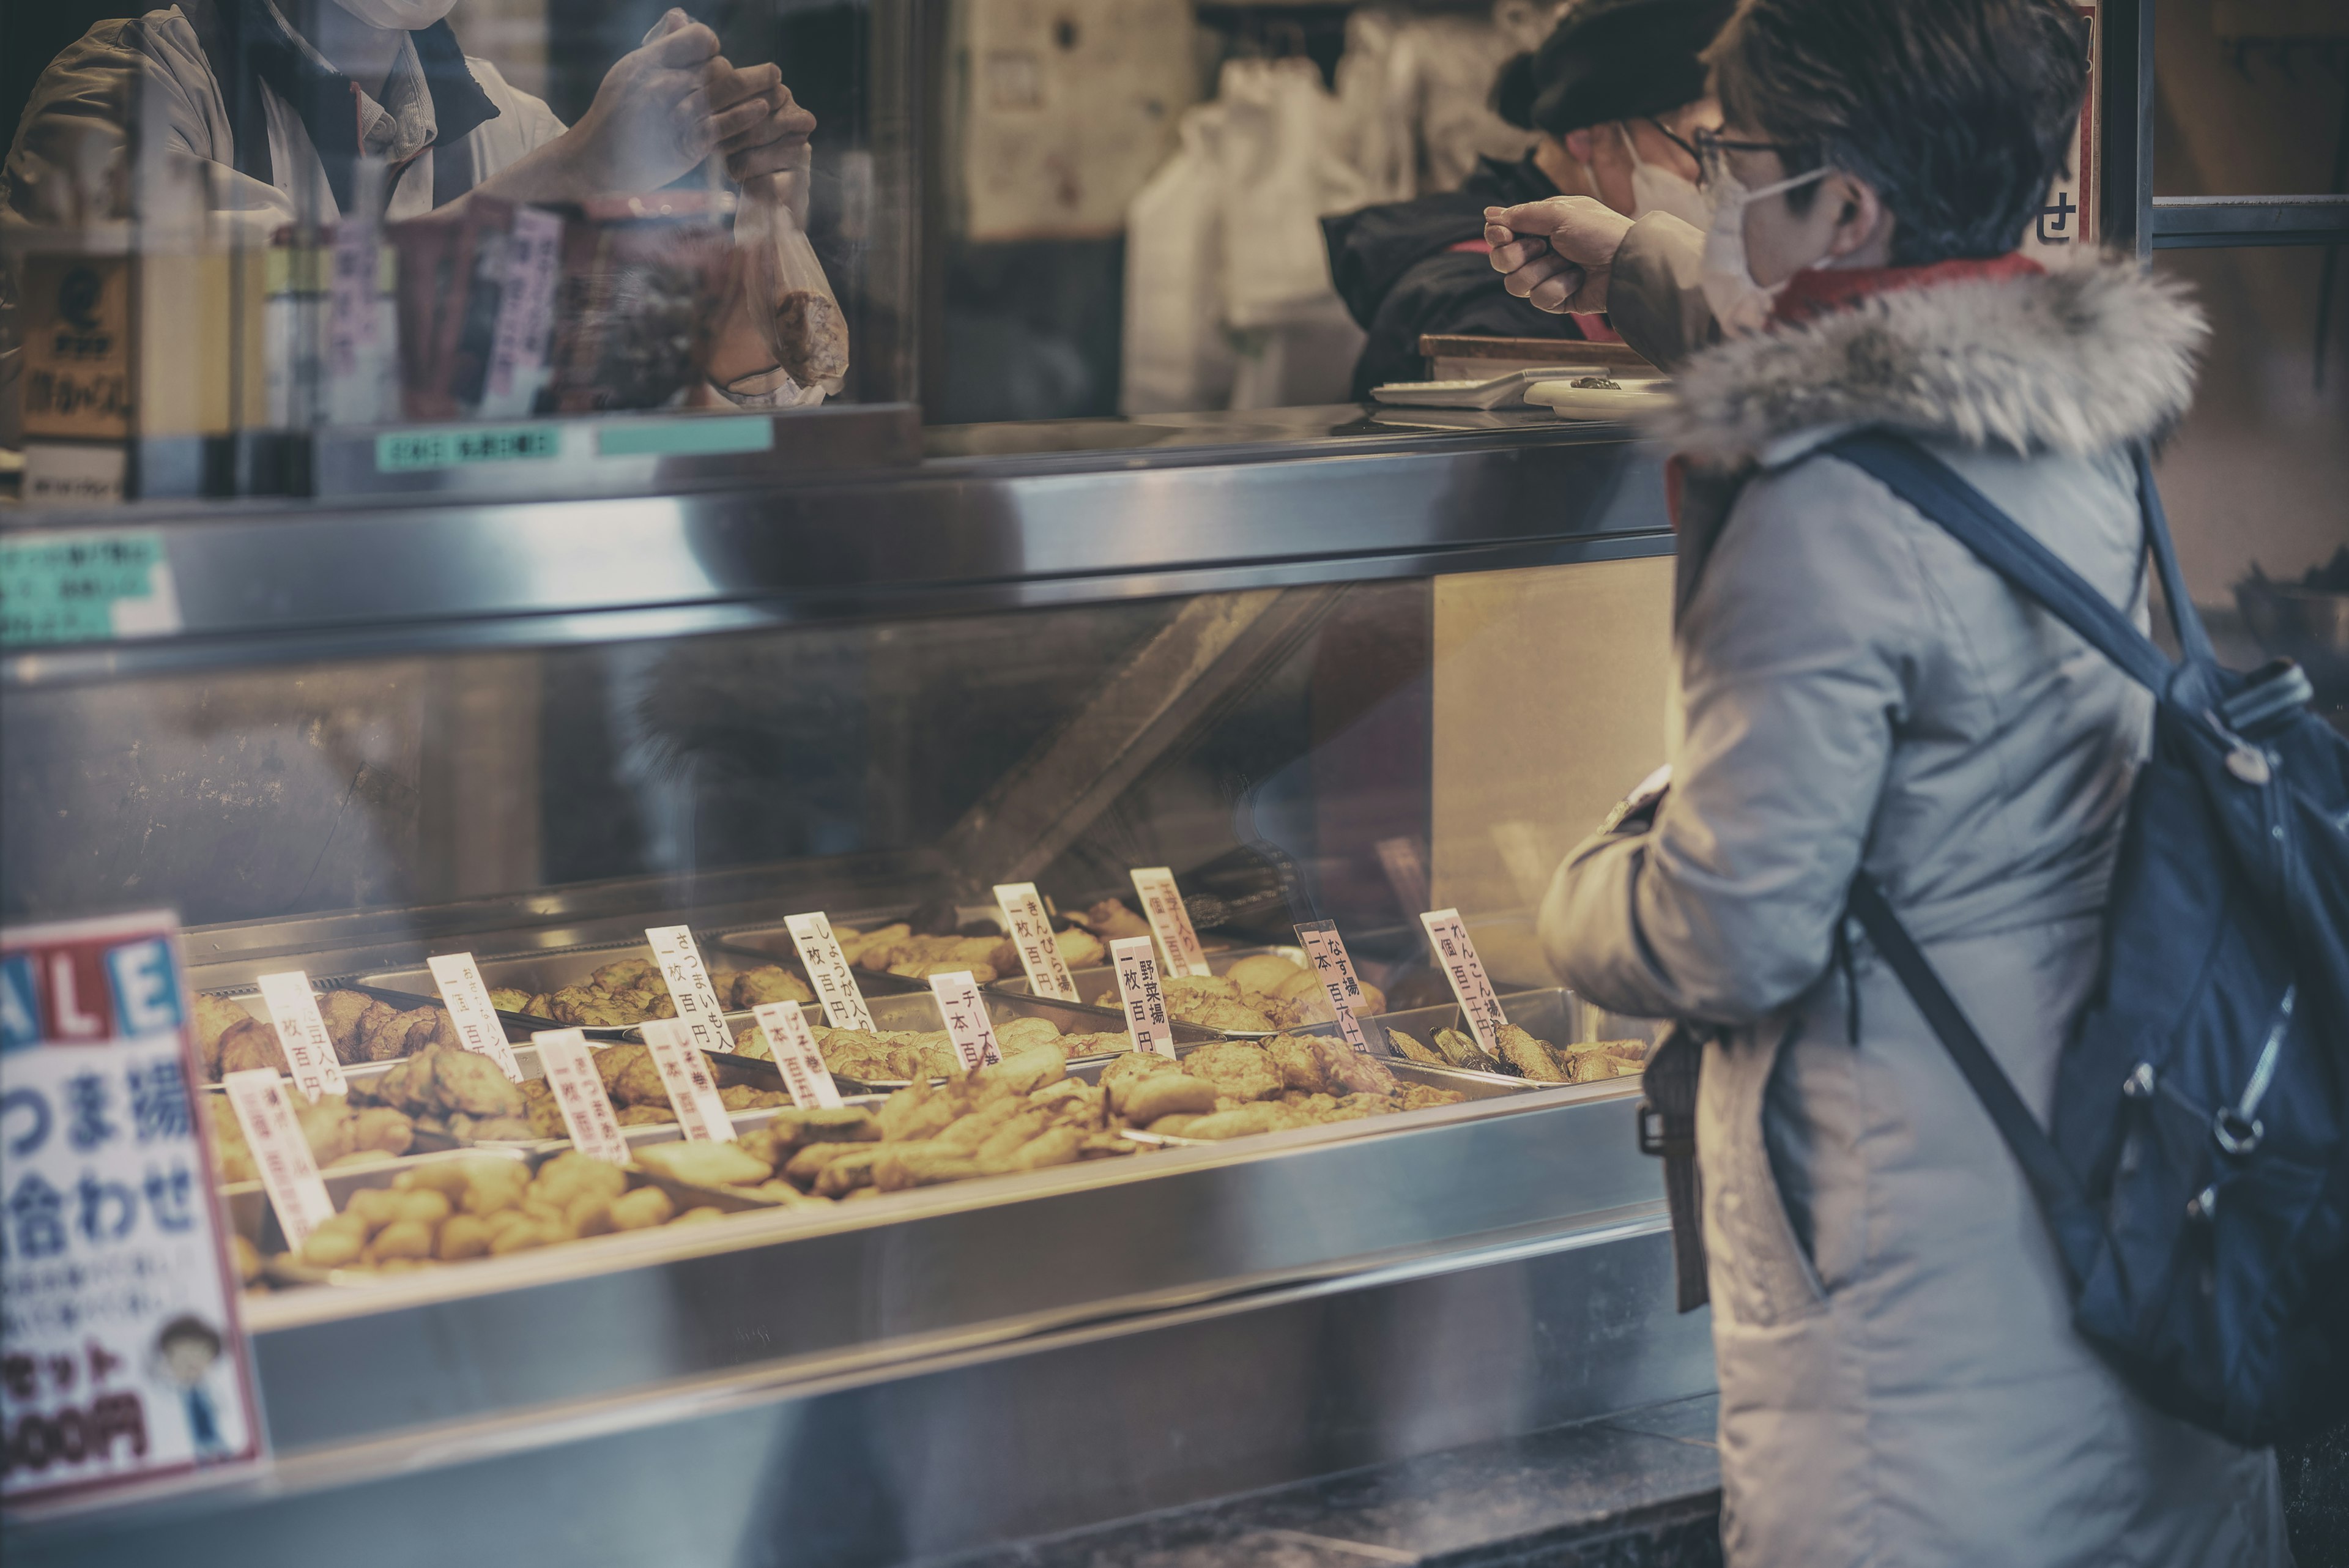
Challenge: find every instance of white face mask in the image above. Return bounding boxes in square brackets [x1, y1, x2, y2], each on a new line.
[327, 0, 459, 31]
[1699, 161, 1830, 337]
[1621, 124, 1712, 230]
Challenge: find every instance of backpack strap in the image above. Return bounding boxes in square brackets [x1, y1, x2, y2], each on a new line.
[2134, 445, 2217, 669]
[1822, 430, 2179, 695]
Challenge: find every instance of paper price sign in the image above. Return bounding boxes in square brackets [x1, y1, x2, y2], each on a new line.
[753, 1001, 845, 1109]
[255, 970, 349, 1101]
[1108, 935, 1178, 1058]
[784, 912, 875, 1031]
[639, 1019, 735, 1142]
[428, 953, 523, 1082]
[223, 1068, 336, 1249]
[645, 925, 730, 1057]
[1129, 867, 1212, 978]
[1294, 920, 1371, 1055]
[927, 971, 1003, 1069]
[994, 882, 1078, 1001]
[530, 1030, 629, 1164]
[1419, 909, 1510, 1058]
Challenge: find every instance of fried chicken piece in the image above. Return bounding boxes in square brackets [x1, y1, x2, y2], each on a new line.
[610, 1051, 670, 1107]
[992, 1017, 1062, 1056]
[294, 1096, 355, 1165]
[614, 1103, 675, 1124]
[487, 988, 533, 1014]
[316, 990, 376, 1058]
[1181, 1041, 1286, 1102]
[358, 1005, 446, 1063]
[350, 1107, 415, 1154]
[1396, 1083, 1468, 1110]
[1266, 1034, 1334, 1094]
[191, 994, 255, 1079]
[1184, 1102, 1297, 1140]
[430, 1045, 526, 1117]
[215, 1018, 289, 1076]
[1227, 954, 1307, 993]
[590, 957, 661, 992]
[1099, 1049, 1184, 1107]
[1054, 926, 1105, 969]
[519, 1080, 570, 1139]
[730, 965, 814, 1008]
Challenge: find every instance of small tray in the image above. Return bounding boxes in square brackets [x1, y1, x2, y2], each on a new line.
[991, 945, 1327, 1039]
[1367, 987, 1664, 1083]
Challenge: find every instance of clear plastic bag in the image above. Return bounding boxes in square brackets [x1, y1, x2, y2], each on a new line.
[732, 155, 848, 403]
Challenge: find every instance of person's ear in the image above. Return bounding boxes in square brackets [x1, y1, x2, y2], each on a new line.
[1823, 171, 1891, 261]
[1563, 127, 1594, 165]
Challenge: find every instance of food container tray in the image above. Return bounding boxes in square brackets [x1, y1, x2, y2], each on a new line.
[991, 945, 1329, 1039]
[776, 989, 1219, 1093]
[1053, 1044, 1534, 1107]
[1367, 987, 1665, 1081]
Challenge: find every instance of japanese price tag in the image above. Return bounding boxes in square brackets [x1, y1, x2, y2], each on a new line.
[529, 1030, 629, 1164]
[993, 882, 1078, 1001]
[645, 925, 731, 1058]
[752, 1001, 845, 1109]
[926, 971, 1003, 1069]
[222, 1069, 336, 1249]
[639, 1018, 735, 1142]
[784, 912, 875, 1031]
[254, 970, 349, 1101]
[2, 910, 267, 1498]
[1129, 867, 1212, 978]
[427, 953, 523, 1082]
[1419, 909, 1511, 1059]
[1108, 935, 1178, 1058]
[1294, 920, 1371, 1055]
[1375, 836, 1431, 920]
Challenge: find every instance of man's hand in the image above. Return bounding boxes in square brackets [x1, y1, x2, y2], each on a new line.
[704, 59, 815, 183]
[1485, 197, 1636, 314]
[558, 10, 816, 195]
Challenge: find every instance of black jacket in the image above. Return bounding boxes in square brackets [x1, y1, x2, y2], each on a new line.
[1322, 155, 1592, 400]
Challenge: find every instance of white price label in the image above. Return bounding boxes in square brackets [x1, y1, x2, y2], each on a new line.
[1129, 868, 1212, 978]
[530, 1030, 630, 1164]
[427, 953, 523, 1081]
[993, 882, 1078, 1001]
[223, 1068, 336, 1249]
[753, 1000, 845, 1109]
[645, 926, 732, 1057]
[639, 1019, 735, 1142]
[1420, 909, 1510, 1058]
[1376, 837, 1430, 919]
[784, 912, 876, 1031]
[254, 971, 348, 1101]
[1294, 920, 1371, 1055]
[926, 971, 1003, 1069]
[1108, 935, 1178, 1058]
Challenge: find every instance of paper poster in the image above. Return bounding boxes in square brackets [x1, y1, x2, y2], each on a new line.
[1, 911, 265, 1501]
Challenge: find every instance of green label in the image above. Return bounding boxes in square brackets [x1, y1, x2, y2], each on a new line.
[376, 425, 561, 472]
[596, 415, 773, 458]
[0, 531, 176, 646]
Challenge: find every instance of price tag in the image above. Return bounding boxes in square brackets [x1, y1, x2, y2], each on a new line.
[784, 913, 877, 1031]
[254, 971, 348, 1101]
[1294, 920, 1372, 1055]
[1376, 836, 1431, 918]
[530, 1030, 629, 1164]
[1129, 867, 1211, 978]
[1108, 935, 1178, 1058]
[645, 926, 732, 1057]
[639, 1019, 735, 1142]
[427, 953, 523, 1081]
[753, 1001, 845, 1109]
[1420, 909, 1511, 1059]
[926, 971, 1003, 1069]
[223, 1068, 336, 1249]
[993, 882, 1079, 1001]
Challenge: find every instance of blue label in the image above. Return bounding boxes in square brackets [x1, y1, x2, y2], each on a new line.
[376, 426, 562, 472]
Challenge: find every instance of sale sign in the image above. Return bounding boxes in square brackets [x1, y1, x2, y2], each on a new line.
[1, 912, 265, 1503]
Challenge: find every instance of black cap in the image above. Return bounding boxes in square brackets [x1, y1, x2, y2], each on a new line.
[1501, 0, 1737, 134]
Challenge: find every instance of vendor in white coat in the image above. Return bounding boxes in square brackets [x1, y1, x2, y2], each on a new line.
[1488, 0, 2291, 1564]
[2, 0, 815, 392]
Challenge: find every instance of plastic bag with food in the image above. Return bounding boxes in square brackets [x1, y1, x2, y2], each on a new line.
[730, 150, 849, 406]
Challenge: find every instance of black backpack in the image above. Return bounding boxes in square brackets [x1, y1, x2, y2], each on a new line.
[1817, 429, 2349, 1447]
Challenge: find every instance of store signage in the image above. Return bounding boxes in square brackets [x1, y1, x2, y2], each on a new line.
[638, 1019, 734, 1142]
[1419, 909, 1510, 1060]
[993, 882, 1078, 1001]
[644, 926, 732, 1059]
[783, 913, 875, 1032]
[1, 911, 266, 1501]
[529, 1030, 629, 1165]
[254, 970, 349, 1101]
[1293, 921, 1371, 1055]
[1129, 868, 1211, 978]
[1375, 837, 1431, 920]
[0, 530, 180, 647]
[427, 954, 522, 1082]
[222, 1068, 336, 1249]
[1108, 936, 1177, 1059]
[927, 972, 1003, 1070]
[374, 424, 560, 473]
[752, 1001, 844, 1110]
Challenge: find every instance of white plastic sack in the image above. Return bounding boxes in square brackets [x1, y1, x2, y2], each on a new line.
[1121, 100, 1237, 416]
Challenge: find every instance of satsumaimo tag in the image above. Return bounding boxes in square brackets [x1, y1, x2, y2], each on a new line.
[927, 971, 1004, 1069]
[254, 970, 349, 1101]
[994, 882, 1078, 1000]
[427, 953, 523, 1081]
[1129, 867, 1212, 978]
[784, 912, 876, 1031]
[530, 1029, 630, 1164]
[753, 1000, 845, 1109]
[644, 926, 731, 1058]
[1419, 909, 1510, 1059]
[639, 1018, 735, 1142]
[1110, 935, 1178, 1058]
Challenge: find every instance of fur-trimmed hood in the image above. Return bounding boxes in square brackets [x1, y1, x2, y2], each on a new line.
[1651, 258, 2206, 467]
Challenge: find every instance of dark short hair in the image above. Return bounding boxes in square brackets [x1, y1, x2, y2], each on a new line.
[156, 1315, 223, 1359]
[1705, 0, 2088, 264]
[1496, 0, 1739, 134]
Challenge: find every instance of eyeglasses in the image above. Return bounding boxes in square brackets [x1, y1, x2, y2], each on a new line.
[1690, 125, 1811, 190]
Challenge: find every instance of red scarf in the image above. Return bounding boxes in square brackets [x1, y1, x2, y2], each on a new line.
[1770, 251, 2044, 326]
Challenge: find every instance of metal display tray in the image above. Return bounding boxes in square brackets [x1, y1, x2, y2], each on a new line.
[753, 988, 1220, 1092]
[1366, 987, 1667, 1081]
[991, 944, 1331, 1038]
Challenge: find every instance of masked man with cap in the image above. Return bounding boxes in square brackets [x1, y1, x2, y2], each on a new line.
[2, 0, 815, 393]
[1321, 0, 1731, 400]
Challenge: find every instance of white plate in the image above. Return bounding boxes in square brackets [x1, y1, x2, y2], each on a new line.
[1523, 379, 1673, 420]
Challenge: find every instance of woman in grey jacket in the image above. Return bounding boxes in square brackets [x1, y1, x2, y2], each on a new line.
[1488, 1, 2291, 1563]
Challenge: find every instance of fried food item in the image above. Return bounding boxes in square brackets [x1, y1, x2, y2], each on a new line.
[214, 1018, 290, 1076]
[191, 994, 255, 1079]
[634, 1141, 773, 1189]
[487, 988, 532, 1013]
[1386, 1028, 1452, 1068]
[1560, 1039, 1649, 1083]
[1074, 899, 1152, 942]
[993, 1017, 1061, 1057]
[1226, 954, 1306, 994]
[534, 957, 684, 1027]
[1182, 1041, 1286, 1102]
[728, 965, 815, 1009]
[316, 990, 376, 1053]
[1492, 1024, 1570, 1082]
[349, 1042, 525, 1134]
[871, 1142, 983, 1191]
[1099, 1049, 1184, 1109]
[433, 1047, 525, 1117]
[1184, 1102, 1297, 1140]
[1119, 1073, 1219, 1124]
[890, 959, 999, 983]
[1055, 926, 1105, 969]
